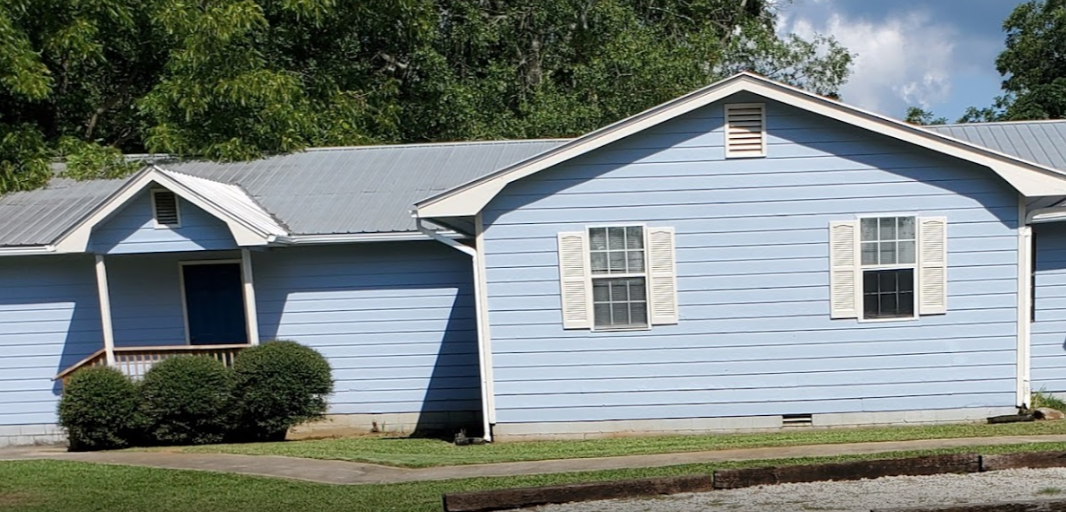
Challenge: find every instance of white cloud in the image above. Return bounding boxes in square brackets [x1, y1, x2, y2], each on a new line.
[780, 3, 958, 117]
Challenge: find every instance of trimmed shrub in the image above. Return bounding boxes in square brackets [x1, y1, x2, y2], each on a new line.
[141, 356, 232, 445]
[231, 341, 333, 441]
[58, 366, 142, 451]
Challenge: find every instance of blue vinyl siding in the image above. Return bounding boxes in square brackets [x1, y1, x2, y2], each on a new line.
[0, 255, 102, 426]
[253, 242, 481, 416]
[107, 252, 241, 347]
[483, 94, 1020, 425]
[1033, 223, 1066, 393]
[91, 190, 237, 254]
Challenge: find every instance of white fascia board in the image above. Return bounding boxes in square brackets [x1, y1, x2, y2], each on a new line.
[52, 167, 275, 253]
[0, 245, 56, 256]
[415, 73, 1066, 218]
[272, 231, 468, 245]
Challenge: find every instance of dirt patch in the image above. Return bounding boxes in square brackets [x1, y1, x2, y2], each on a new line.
[0, 491, 42, 507]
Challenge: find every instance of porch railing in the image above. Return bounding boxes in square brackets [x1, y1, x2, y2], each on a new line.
[55, 344, 249, 386]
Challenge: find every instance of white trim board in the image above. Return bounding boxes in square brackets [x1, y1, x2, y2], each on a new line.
[414, 72, 1066, 219]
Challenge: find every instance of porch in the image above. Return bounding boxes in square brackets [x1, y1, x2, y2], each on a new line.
[53, 248, 260, 384]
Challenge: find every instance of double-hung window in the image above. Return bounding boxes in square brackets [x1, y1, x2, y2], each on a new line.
[589, 226, 648, 330]
[860, 217, 916, 319]
[829, 215, 947, 320]
[557, 225, 678, 330]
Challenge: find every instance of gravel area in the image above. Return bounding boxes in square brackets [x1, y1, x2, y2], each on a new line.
[521, 468, 1066, 512]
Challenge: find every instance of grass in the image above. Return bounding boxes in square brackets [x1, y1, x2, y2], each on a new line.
[168, 420, 1066, 468]
[1032, 390, 1066, 412]
[10, 442, 1066, 512]
[1037, 487, 1063, 496]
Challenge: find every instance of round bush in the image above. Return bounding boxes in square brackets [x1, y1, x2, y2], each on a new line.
[58, 366, 142, 451]
[231, 341, 333, 441]
[140, 355, 232, 445]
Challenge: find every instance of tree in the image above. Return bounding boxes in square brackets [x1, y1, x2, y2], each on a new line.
[959, 0, 1066, 122]
[0, 0, 853, 195]
[904, 107, 947, 126]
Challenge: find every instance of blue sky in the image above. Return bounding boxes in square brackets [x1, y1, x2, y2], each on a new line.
[779, 0, 1024, 121]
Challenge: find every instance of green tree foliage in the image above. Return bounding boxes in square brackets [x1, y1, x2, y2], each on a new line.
[0, 0, 852, 194]
[959, 0, 1066, 122]
[904, 107, 947, 126]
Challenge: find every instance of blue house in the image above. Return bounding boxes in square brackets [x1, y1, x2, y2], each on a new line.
[4, 73, 1066, 446]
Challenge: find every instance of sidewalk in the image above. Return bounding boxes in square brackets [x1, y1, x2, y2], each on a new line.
[4, 434, 1066, 485]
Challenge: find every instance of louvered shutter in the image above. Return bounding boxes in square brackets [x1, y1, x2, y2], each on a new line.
[557, 231, 591, 329]
[152, 190, 180, 226]
[647, 227, 679, 325]
[829, 221, 859, 319]
[725, 103, 766, 158]
[919, 217, 948, 315]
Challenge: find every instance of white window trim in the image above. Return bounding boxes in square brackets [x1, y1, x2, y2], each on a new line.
[178, 259, 246, 345]
[856, 214, 919, 323]
[587, 223, 652, 332]
[151, 189, 182, 229]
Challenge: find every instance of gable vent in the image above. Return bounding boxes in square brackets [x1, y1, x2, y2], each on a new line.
[152, 190, 181, 227]
[725, 103, 766, 158]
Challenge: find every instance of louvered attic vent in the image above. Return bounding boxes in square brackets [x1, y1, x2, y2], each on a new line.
[725, 103, 766, 158]
[152, 190, 181, 227]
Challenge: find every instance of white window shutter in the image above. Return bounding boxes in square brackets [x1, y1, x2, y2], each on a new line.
[829, 221, 859, 319]
[648, 226, 679, 325]
[919, 217, 948, 315]
[557, 231, 591, 329]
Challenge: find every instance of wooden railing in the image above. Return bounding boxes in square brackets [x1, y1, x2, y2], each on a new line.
[55, 344, 249, 386]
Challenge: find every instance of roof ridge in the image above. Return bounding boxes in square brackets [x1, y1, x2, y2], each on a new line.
[303, 138, 573, 152]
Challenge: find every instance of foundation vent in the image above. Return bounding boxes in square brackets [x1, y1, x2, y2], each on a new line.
[782, 414, 813, 427]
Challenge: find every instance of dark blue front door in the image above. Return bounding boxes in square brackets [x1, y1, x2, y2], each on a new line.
[182, 263, 248, 345]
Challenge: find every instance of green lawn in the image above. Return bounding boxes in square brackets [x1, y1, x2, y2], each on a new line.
[170, 420, 1066, 468]
[9, 442, 1066, 512]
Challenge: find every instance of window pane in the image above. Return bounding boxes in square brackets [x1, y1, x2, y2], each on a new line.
[861, 218, 878, 241]
[863, 270, 879, 291]
[898, 241, 916, 264]
[626, 227, 644, 249]
[627, 251, 645, 273]
[898, 268, 914, 292]
[608, 227, 625, 250]
[879, 217, 896, 240]
[863, 293, 879, 317]
[590, 252, 608, 274]
[899, 291, 915, 316]
[879, 241, 897, 265]
[631, 302, 648, 326]
[878, 270, 898, 292]
[861, 242, 878, 265]
[898, 217, 916, 240]
[881, 292, 897, 313]
[592, 280, 610, 301]
[612, 303, 629, 325]
[610, 280, 629, 301]
[589, 228, 607, 250]
[631, 280, 647, 301]
[593, 303, 611, 327]
[608, 251, 626, 273]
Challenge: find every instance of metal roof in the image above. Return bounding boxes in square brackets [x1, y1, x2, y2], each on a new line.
[0, 140, 566, 247]
[156, 168, 288, 238]
[925, 120, 1066, 172]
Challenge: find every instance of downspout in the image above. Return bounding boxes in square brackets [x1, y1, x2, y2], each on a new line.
[1018, 196, 1033, 409]
[416, 217, 493, 442]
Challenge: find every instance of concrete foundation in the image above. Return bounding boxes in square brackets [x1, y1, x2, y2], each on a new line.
[491, 407, 1020, 441]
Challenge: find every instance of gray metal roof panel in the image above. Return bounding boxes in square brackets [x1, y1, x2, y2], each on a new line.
[926, 120, 1066, 172]
[0, 140, 566, 246]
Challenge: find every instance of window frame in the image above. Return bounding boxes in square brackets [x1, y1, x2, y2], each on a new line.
[586, 223, 652, 332]
[856, 214, 919, 323]
[151, 189, 182, 229]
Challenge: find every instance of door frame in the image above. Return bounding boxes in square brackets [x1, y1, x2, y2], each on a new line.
[178, 259, 246, 345]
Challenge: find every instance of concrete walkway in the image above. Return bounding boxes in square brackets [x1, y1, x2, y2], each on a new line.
[3, 435, 1066, 485]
